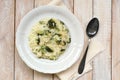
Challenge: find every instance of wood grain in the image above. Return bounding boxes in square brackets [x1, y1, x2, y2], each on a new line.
[0, 0, 14, 80]
[1, 0, 120, 80]
[63, 0, 74, 12]
[112, 0, 120, 80]
[35, 0, 51, 7]
[15, 0, 34, 80]
[74, 0, 92, 80]
[93, 0, 112, 80]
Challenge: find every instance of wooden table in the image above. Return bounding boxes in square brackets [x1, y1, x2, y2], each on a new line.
[0, 0, 119, 80]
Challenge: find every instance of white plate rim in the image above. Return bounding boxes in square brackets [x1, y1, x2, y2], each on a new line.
[16, 5, 84, 74]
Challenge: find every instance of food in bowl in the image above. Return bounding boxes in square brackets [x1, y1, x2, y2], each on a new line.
[28, 18, 71, 60]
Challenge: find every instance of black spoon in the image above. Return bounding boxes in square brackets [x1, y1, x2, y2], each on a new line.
[78, 18, 99, 74]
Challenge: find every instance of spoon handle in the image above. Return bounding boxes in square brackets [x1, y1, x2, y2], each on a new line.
[78, 39, 90, 74]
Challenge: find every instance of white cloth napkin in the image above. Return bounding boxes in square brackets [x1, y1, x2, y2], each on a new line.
[48, 0, 105, 80]
[56, 39, 105, 80]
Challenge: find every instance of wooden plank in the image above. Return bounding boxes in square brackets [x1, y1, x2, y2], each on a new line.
[15, 0, 34, 80]
[93, 0, 111, 80]
[34, 0, 53, 80]
[0, 0, 14, 80]
[53, 75, 59, 80]
[112, 0, 120, 80]
[63, 0, 74, 12]
[74, 0, 92, 80]
[35, 0, 51, 7]
[34, 71, 53, 80]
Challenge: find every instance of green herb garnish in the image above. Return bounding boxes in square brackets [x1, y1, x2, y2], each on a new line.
[47, 19, 56, 29]
[45, 46, 53, 52]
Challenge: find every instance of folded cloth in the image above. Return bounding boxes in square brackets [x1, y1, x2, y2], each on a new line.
[48, 0, 105, 80]
[57, 39, 105, 80]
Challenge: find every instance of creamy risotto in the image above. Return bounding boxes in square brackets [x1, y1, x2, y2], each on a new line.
[29, 18, 71, 60]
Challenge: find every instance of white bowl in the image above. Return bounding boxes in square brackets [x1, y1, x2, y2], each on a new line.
[16, 5, 84, 74]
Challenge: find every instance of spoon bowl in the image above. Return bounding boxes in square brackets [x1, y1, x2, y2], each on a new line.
[86, 18, 99, 38]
